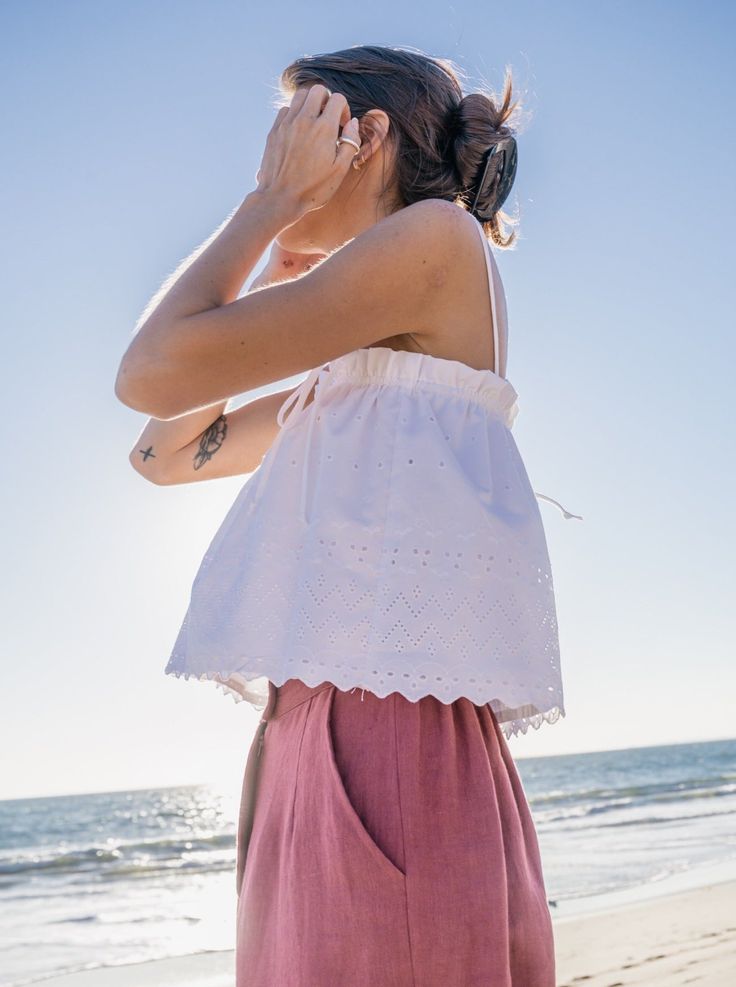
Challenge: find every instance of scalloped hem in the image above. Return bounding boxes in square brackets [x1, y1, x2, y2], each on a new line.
[497, 703, 566, 739]
[165, 664, 565, 741]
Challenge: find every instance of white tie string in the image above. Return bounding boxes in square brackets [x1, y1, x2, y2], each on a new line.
[275, 365, 326, 524]
[276, 365, 324, 430]
[533, 491, 583, 520]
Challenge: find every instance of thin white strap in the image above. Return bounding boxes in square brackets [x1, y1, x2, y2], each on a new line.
[473, 219, 500, 377]
[471, 222, 582, 524]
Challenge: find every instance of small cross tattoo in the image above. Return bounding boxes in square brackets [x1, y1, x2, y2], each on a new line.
[139, 445, 156, 461]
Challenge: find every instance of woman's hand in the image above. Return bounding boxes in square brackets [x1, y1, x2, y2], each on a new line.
[255, 84, 361, 219]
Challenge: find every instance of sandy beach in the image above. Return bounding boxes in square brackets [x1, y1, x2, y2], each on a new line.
[38, 877, 736, 987]
[553, 878, 736, 986]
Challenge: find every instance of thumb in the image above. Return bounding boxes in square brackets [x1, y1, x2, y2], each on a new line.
[336, 117, 362, 169]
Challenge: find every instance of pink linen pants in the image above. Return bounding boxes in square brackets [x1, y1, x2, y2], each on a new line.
[235, 678, 556, 986]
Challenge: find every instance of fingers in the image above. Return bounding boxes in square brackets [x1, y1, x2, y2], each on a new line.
[320, 90, 351, 132]
[269, 83, 361, 198]
[270, 104, 289, 135]
[281, 84, 353, 135]
[282, 83, 325, 125]
[296, 84, 350, 126]
[300, 85, 359, 173]
[284, 86, 311, 121]
[300, 83, 334, 118]
[334, 116, 361, 170]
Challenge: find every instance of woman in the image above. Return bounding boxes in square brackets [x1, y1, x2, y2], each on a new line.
[116, 44, 579, 987]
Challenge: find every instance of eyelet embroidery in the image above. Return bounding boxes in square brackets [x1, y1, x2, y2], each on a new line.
[166, 346, 575, 739]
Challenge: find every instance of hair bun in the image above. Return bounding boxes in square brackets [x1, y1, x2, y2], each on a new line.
[446, 82, 520, 225]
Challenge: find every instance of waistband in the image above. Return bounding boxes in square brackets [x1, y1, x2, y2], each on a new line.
[261, 677, 371, 722]
[251, 678, 373, 763]
[271, 678, 333, 720]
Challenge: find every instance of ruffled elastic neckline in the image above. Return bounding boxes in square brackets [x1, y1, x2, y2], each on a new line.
[325, 346, 520, 428]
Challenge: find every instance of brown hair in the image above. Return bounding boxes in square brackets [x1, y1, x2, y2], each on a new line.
[277, 44, 524, 249]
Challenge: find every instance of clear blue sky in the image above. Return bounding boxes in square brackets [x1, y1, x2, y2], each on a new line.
[2, 1, 734, 801]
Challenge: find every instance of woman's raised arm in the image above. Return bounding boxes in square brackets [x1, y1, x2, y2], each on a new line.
[114, 84, 459, 420]
[123, 243, 326, 485]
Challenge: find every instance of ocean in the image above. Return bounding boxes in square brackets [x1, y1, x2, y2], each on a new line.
[1, 736, 734, 986]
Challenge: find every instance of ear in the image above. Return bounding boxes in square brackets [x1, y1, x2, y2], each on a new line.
[355, 109, 391, 166]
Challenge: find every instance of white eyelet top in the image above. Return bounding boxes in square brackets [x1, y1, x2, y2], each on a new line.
[165, 217, 583, 739]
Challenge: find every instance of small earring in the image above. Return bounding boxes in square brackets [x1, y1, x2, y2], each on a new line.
[352, 156, 363, 170]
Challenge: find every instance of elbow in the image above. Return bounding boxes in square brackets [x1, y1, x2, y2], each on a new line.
[115, 316, 205, 418]
[128, 448, 172, 486]
[115, 356, 182, 420]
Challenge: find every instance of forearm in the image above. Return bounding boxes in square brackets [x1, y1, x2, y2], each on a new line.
[118, 189, 299, 375]
[125, 243, 319, 463]
[129, 397, 229, 473]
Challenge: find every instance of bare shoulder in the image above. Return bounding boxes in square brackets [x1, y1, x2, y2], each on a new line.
[371, 199, 504, 368]
[393, 196, 481, 244]
[375, 197, 491, 296]
[368, 197, 475, 275]
[389, 195, 474, 231]
[300, 196, 480, 332]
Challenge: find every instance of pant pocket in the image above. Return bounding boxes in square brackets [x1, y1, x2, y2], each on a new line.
[322, 687, 407, 883]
